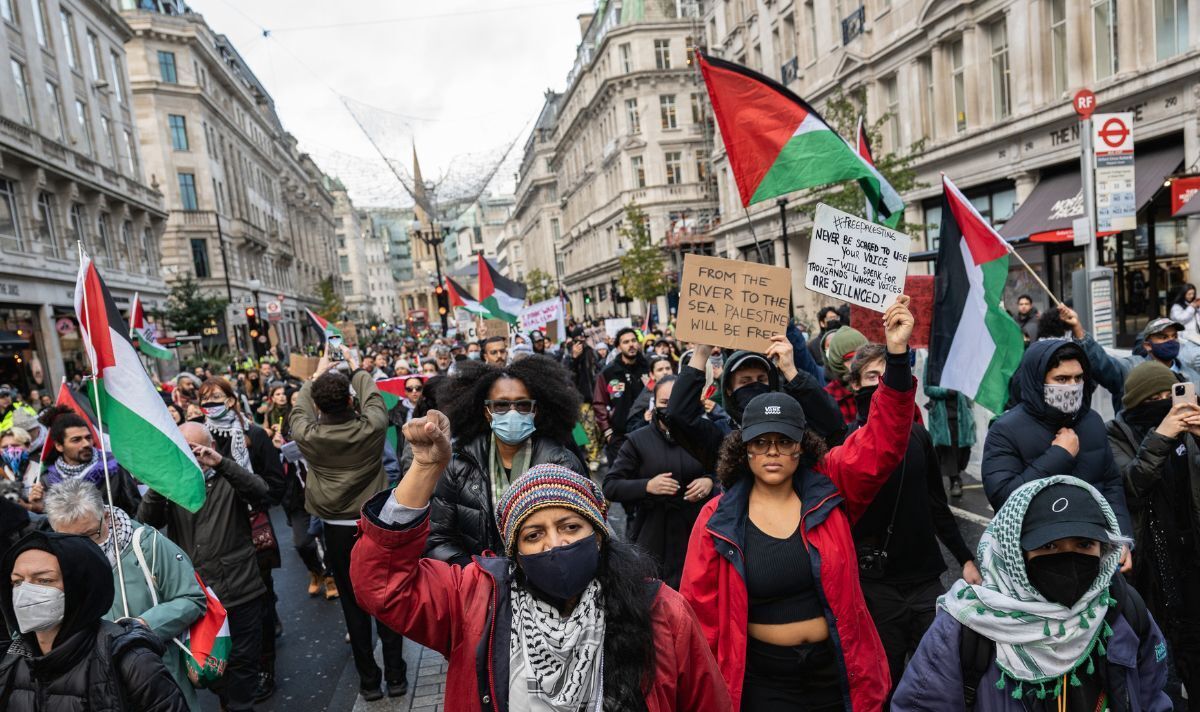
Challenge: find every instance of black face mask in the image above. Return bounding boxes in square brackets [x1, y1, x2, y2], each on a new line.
[1123, 398, 1173, 432]
[187, 416, 206, 423]
[653, 407, 674, 443]
[1025, 552, 1101, 607]
[517, 534, 601, 609]
[854, 385, 878, 420]
[732, 382, 771, 413]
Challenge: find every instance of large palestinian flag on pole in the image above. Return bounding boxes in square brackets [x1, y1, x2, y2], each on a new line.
[477, 253, 526, 324]
[445, 276, 488, 316]
[129, 292, 172, 360]
[305, 308, 343, 345]
[75, 255, 206, 512]
[926, 176, 1024, 415]
[696, 51, 904, 227]
[855, 116, 878, 223]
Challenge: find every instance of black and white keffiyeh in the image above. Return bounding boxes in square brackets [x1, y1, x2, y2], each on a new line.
[511, 578, 605, 711]
[101, 505, 135, 567]
[205, 411, 252, 471]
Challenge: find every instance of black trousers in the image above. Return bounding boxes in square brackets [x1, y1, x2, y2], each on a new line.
[288, 507, 325, 576]
[213, 593, 264, 712]
[259, 564, 277, 674]
[741, 637, 843, 711]
[936, 444, 971, 482]
[322, 522, 407, 688]
[860, 576, 943, 700]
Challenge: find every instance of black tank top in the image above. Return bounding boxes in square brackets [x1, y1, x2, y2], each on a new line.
[744, 518, 824, 624]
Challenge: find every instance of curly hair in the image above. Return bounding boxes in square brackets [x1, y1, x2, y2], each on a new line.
[311, 370, 352, 416]
[715, 428, 830, 488]
[441, 355, 581, 447]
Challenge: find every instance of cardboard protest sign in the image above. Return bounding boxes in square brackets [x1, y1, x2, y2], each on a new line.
[849, 274, 934, 348]
[806, 203, 911, 313]
[479, 319, 511, 340]
[288, 354, 319, 380]
[455, 310, 479, 342]
[544, 320, 559, 343]
[675, 253, 791, 352]
[335, 321, 359, 345]
[604, 318, 633, 339]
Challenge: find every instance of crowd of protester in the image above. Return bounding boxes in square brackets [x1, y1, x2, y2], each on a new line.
[0, 295, 1195, 711]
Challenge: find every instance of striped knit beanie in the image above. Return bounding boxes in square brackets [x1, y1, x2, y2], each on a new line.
[495, 464, 611, 556]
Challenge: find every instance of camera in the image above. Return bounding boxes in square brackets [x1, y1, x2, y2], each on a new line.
[856, 545, 888, 575]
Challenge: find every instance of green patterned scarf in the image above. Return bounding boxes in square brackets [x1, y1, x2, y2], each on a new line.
[939, 476, 1122, 696]
[490, 438, 532, 504]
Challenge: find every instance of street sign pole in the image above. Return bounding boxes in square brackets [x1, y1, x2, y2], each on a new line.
[1080, 118, 1098, 275]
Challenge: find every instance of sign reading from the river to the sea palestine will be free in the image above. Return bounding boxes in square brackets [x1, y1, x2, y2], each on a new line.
[806, 203, 911, 313]
[675, 254, 792, 352]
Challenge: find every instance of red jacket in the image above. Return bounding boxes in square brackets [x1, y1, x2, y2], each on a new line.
[351, 493, 732, 712]
[679, 377, 915, 711]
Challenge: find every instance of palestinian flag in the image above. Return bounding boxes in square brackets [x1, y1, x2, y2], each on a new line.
[855, 116, 878, 223]
[926, 176, 1024, 415]
[305, 308, 343, 344]
[445, 276, 488, 316]
[477, 253, 526, 324]
[696, 51, 904, 227]
[179, 573, 230, 686]
[39, 378, 102, 465]
[129, 292, 172, 360]
[75, 254, 206, 512]
[376, 376, 413, 452]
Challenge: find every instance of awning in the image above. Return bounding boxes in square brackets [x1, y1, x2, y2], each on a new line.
[998, 144, 1184, 243]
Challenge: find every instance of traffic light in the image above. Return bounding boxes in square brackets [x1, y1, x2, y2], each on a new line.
[583, 291, 592, 305]
[245, 307, 267, 357]
[435, 285, 449, 317]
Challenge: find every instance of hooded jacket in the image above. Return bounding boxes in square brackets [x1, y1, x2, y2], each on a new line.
[981, 340, 1132, 535]
[592, 353, 650, 438]
[664, 350, 845, 473]
[0, 531, 189, 712]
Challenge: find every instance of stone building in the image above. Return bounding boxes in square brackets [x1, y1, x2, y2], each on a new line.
[0, 0, 168, 390]
[702, 0, 1199, 340]
[121, 2, 337, 352]
[513, 0, 717, 319]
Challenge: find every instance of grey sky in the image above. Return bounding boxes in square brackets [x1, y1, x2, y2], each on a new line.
[190, 0, 596, 206]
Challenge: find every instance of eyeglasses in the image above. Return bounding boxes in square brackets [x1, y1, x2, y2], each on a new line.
[486, 399, 536, 414]
[746, 437, 801, 455]
[406, 385, 423, 393]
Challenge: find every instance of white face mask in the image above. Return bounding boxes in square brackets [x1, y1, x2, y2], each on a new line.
[1044, 382, 1085, 414]
[12, 582, 66, 633]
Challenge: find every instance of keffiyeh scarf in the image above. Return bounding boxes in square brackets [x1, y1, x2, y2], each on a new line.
[101, 506, 135, 567]
[940, 476, 1123, 693]
[511, 578, 605, 711]
[206, 411, 252, 471]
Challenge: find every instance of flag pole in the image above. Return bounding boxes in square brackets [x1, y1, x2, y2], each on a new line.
[1005, 243, 1063, 308]
[76, 241, 130, 619]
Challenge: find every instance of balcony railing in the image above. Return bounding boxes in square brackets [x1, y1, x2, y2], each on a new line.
[842, 6, 865, 45]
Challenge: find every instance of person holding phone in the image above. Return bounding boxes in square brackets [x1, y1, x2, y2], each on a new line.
[1106, 361, 1200, 709]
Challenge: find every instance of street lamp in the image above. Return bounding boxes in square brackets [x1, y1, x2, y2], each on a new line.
[410, 218, 450, 334]
[247, 276, 265, 358]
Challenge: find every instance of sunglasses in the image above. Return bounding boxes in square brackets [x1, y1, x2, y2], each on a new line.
[485, 399, 536, 415]
[406, 385, 423, 393]
[746, 437, 801, 455]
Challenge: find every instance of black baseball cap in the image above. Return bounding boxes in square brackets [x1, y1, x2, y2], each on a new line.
[740, 392, 807, 443]
[1020, 482, 1112, 551]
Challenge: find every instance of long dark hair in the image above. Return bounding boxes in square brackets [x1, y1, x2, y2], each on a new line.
[441, 355, 581, 447]
[1170, 283, 1197, 308]
[715, 429, 829, 488]
[598, 538, 658, 710]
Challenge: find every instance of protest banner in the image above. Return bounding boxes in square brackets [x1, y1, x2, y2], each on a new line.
[521, 299, 565, 342]
[849, 274, 934, 348]
[479, 319, 511, 340]
[675, 253, 791, 352]
[455, 310, 479, 342]
[604, 318, 633, 339]
[805, 203, 911, 313]
[288, 354, 320, 380]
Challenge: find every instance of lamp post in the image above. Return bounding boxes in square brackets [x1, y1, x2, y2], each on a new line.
[410, 218, 449, 334]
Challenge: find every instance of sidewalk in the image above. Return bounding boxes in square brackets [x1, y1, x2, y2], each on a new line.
[350, 638, 447, 712]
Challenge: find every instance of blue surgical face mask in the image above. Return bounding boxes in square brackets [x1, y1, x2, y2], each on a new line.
[490, 410, 536, 445]
[467, 351, 481, 360]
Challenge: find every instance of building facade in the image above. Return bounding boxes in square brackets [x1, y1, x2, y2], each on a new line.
[329, 179, 397, 325]
[122, 2, 338, 352]
[702, 0, 1200, 339]
[0, 0, 168, 391]
[516, 0, 718, 319]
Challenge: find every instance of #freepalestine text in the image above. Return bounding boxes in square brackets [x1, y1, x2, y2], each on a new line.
[807, 211, 909, 308]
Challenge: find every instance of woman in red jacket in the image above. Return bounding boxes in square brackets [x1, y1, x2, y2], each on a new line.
[680, 296, 917, 712]
[350, 410, 731, 712]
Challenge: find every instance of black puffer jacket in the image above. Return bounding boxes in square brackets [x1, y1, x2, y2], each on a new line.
[425, 434, 584, 565]
[0, 531, 188, 712]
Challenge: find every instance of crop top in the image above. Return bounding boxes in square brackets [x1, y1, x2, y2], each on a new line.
[744, 518, 824, 625]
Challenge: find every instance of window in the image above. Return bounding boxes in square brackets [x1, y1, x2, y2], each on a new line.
[45, 81, 66, 141]
[1049, 0, 1068, 97]
[685, 35, 695, 66]
[691, 92, 705, 124]
[659, 94, 677, 129]
[631, 156, 646, 188]
[625, 98, 640, 134]
[158, 50, 177, 83]
[168, 114, 188, 150]
[923, 203, 942, 250]
[0, 179, 22, 252]
[121, 220, 136, 268]
[339, 254, 350, 273]
[178, 173, 198, 210]
[60, 10, 79, 69]
[100, 115, 116, 166]
[654, 39, 671, 69]
[696, 148, 710, 182]
[96, 212, 114, 266]
[665, 151, 683, 185]
[550, 217, 561, 241]
[881, 75, 899, 150]
[109, 52, 125, 104]
[989, 19, 1011, 120]
[1, 0, 14, 24]
[10, 59, 32, 125]
[803, 1, 818, 64]
[619, 43, 632, 72]
[1155, 0, 1189, 60]
[123, 131, 137, 176]
[919, 55, 935, 139]
[1093, 0, 1117, 80]
[142, 227, 157, 276]
[74, 100, 92, 155]
[190, 238, 210, 277]
[86, 31, 103, 81]
[68, 202, 84, 254]
[34, 192, 60, 258]
[31, 0, 49, 49]
[950, 39, 967, 133]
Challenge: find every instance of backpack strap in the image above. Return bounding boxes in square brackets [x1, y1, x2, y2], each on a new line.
[130, 526, 158, 607]
[959, 624, 993, 711]
[1108, 575, 1151, 641]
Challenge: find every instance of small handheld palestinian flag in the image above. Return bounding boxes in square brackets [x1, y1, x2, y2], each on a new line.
[39, 378, 102, 466]
[478, 253, 527, 324]
[376, 376, 413, 452]
[75, 252, 206, 512]
[305, 308, 343, 345]
[129, 292, 172, 360]
[696, 51, 904, 227]
[926, 175, 1024, 415]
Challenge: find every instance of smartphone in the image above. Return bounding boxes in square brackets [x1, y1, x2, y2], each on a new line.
[1172, 382, 1196, 407]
